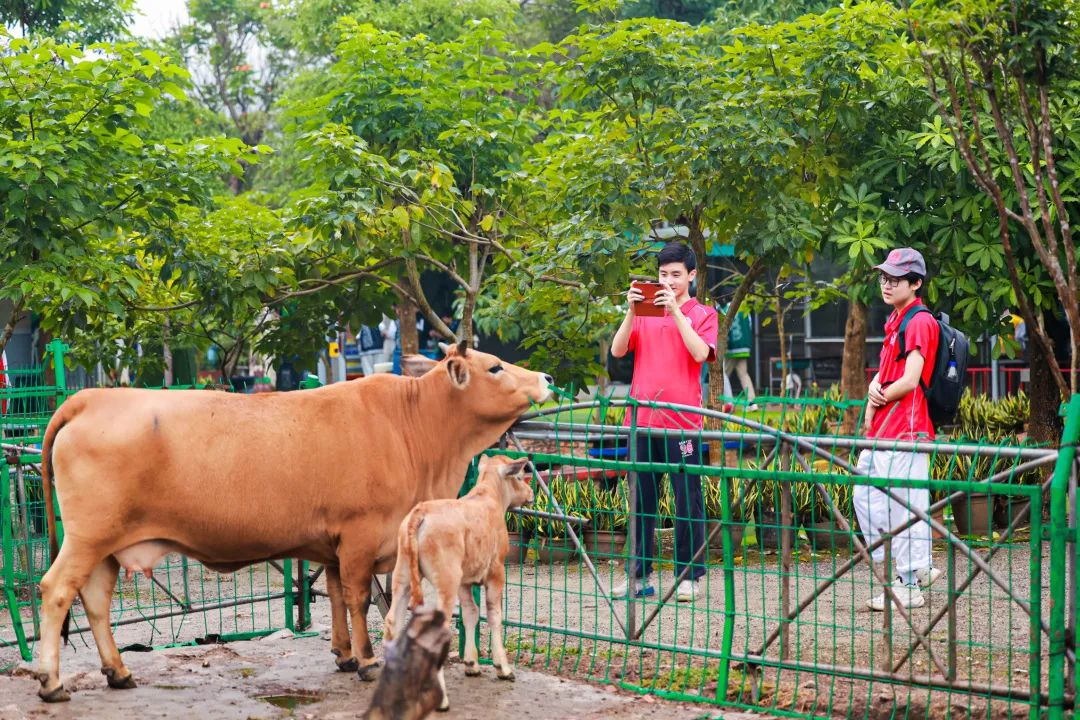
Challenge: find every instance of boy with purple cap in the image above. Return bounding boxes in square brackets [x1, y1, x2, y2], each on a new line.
[855, 247, 942, 611]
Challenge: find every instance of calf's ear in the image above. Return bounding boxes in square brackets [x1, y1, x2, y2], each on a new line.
[499, 458, 530, 478]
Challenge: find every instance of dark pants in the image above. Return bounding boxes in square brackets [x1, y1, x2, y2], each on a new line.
[628, 433, 706, 582]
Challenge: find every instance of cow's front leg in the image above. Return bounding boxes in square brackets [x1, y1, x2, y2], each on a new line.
[339, 550, 380, 681]
[325, 565, 357, 672]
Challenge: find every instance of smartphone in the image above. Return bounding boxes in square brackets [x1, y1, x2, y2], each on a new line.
[633, 281, 667, 317]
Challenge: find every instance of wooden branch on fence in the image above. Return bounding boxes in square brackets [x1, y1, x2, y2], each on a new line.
[362, 607, 452, 720]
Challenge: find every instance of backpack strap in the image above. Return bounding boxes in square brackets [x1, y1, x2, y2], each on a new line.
[896, 304, 933, 396]
[895, 305, 932, 362]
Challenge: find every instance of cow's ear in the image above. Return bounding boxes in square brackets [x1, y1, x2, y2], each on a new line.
[400, 354, 437, 377]
[445, 356, 470, 388]
[499, 458, 529, 478]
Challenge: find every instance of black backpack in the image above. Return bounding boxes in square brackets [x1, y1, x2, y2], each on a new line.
[897, 306, 969, 428]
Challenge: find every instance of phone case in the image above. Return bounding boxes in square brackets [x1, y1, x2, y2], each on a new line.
[634, 282, 666, 317]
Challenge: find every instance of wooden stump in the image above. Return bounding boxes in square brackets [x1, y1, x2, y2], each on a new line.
[362, 607, 453, 720]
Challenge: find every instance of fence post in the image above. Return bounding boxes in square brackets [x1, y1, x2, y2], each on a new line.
[716, 466, 736, 704]
[283, 558, 295, 631]
[1048, 395, 1080, 720]
[627, 404, 638, 641]
[1, 459, 32, 661]
[46, 340, 69, 404]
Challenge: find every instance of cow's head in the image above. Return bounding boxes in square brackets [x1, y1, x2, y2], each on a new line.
[402, 341, 553, 420]
[478, 455, 534, 510]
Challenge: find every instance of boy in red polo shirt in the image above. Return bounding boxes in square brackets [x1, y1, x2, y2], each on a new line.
[609, 242, 718, 602]
[856, 247, 942, 611]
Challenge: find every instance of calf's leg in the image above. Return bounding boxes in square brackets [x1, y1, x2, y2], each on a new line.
[428, 559, 463, 712]
[485, 565, 514, 680]
[457, 586, 481, 676]
[384, 555, 412, 643]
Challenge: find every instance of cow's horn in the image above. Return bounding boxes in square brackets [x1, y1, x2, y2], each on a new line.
[456, 339, 468, 356]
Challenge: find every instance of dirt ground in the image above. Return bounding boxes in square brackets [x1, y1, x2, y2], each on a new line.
[0, 627, 730, 720]
[0, 532, 1053, 720]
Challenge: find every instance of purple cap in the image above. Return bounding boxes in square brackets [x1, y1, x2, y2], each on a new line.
[874, 247, 926, 277]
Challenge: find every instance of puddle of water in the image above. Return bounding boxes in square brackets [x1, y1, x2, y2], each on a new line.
[258, 693, 322, 713]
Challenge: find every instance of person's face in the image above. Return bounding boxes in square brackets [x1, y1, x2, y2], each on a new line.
[658, 262, 695, 299]
[879, 272, 920, 307]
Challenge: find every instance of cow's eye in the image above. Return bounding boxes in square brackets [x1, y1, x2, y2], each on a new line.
[489, 365, 503, 375]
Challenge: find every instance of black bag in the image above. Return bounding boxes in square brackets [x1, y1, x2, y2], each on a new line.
[358, 325, 380, 352]
[897, 306, 969, 427]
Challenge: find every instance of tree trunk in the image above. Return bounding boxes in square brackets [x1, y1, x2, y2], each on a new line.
[839, 295, 869, 435]
[362, 607, 453, 720]
[0, 298, 26, 359]
[706, 259, 767, 467]
[397, 296, 419, 356]
[775, 289, 788, 398]
[1027, 332, 1063, 519]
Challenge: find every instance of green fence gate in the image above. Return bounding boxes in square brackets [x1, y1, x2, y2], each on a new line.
[492, 393, 1077, 720]
[0, 342, 314, 666]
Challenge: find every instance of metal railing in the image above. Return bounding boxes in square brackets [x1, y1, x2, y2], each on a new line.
[485, 393, 1076, 720]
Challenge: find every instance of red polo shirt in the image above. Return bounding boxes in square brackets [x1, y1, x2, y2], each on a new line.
[869, 299, 939, 441]
[624, 298, 718, 430]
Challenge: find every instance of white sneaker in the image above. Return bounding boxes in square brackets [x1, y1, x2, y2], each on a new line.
[676, 579, 698, 603]
[611, 577, 655, 599]
[867, 579, 925, 611]
[915, 566, 942, 588]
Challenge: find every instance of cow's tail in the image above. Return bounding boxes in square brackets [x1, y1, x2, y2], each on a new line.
[41, 397, 77, 644]
[406, 511, 425, 610]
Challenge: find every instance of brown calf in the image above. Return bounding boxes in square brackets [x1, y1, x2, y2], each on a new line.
[384, 455, 533, 712]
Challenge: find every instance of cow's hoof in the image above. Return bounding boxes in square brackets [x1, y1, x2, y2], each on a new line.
[437, 698, 450, 712]
[464, 662, 481, 677]
[39, 684, 70, 703]
[496, 668, 516, 682]
[335, 656, 360, 673]
[102, 667, 137, 690]
[357, 661, 381, 682]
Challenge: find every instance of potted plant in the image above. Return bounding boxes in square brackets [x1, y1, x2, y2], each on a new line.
[704, 475, 747, 555]
[742, 458, 796, 551]
[532, 477, 581, 564]
[940, 454, 992, 537]
[794, 466, 853, 552]
[504, 509, 532, 565]
[582, 482, 628, 559]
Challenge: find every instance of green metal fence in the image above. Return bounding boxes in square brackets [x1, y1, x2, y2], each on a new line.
[0, 342, 313, 666]
[489, 392, 1077, 720]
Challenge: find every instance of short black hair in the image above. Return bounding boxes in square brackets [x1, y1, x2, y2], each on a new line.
[657, 242, 696, 272]
[903, 272, 925, 297]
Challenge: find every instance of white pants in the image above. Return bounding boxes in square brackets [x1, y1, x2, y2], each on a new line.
[359, 353, 380, 376]
[724, 357, 756, 402]
[853, 450, 932, 584]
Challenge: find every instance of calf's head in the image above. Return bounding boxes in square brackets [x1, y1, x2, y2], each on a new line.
[403, 342, 554, 422]
[478, 455, 534, 509]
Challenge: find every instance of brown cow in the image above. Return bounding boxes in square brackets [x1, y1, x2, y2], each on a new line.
[34, 342, 552, 702]
[383, 454, 533, 712]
